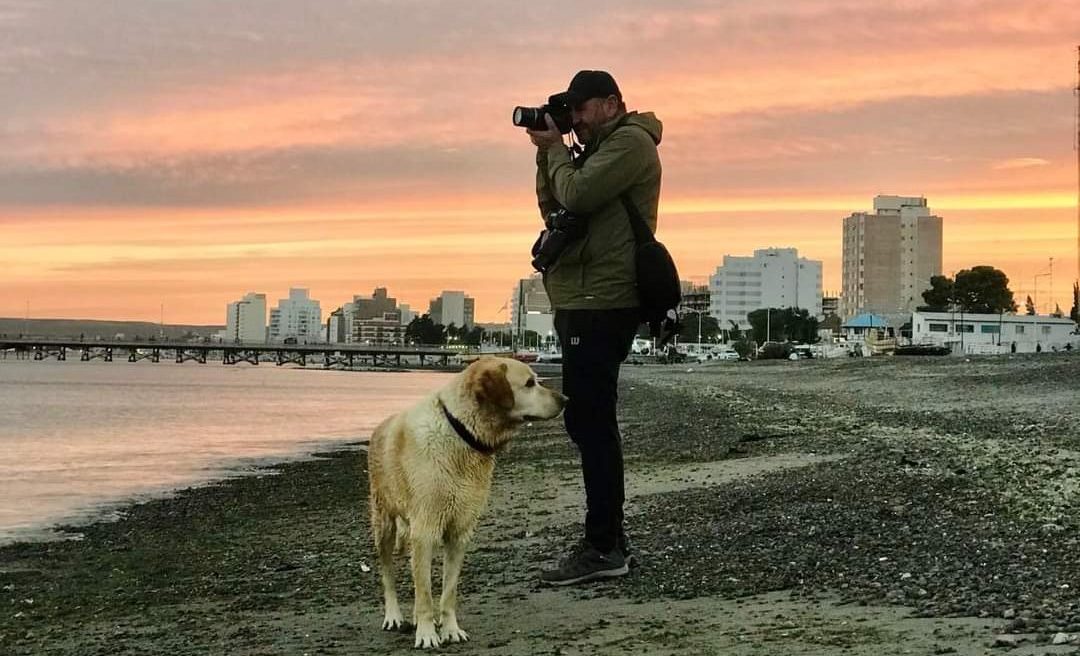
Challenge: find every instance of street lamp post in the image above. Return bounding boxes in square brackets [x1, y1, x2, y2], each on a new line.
[1034, 271, 1050, 352]
[1034, 271, 1050, 315]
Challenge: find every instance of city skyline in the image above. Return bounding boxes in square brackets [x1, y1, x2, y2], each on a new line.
[3, 1, 1079, 323]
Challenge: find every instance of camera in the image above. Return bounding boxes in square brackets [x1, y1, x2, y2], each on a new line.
[530, 208, 586, 272]
[512, 95, 574, 134]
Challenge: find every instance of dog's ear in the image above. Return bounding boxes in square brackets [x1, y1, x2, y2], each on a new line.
[473, 361, 514, 411]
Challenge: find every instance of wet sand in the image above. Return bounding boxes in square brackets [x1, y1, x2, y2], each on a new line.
[3, 353, 1080, 655]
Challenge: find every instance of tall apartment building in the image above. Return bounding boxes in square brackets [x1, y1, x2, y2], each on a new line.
[268, 288, 322, 343]
[398, 303, 417, 326]
[326, 308, 346, 344]
[429, 291, 475, 329]
[511, 275, 554, 338]
[325, 288, 403, 344]
[709, 248, 823, 330]
[841, 195, 943, 317]
[225, 292, 267, 343]
[353, 287, 397, 320]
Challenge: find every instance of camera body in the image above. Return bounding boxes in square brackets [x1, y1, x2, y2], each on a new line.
[512, 95, 574, 134]
[530, 208, 586, 272]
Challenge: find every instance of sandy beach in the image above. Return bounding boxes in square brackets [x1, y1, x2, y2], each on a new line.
[3, 354, 1080, 655]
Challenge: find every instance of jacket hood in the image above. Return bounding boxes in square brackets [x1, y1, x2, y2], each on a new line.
[623, 111, 662, 145]
[590, 111, 663, 149]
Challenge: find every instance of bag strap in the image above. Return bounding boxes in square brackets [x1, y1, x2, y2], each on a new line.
[620, 194, 656, 245]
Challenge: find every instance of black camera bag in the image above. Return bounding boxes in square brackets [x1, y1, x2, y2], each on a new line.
[620, 195, 682, 344]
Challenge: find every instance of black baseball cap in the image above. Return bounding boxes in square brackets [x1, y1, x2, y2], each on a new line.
[549, 70, 622, 107]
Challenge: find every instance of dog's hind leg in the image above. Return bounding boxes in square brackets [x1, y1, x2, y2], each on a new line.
[409, 523, 441, 649]
[372, 506, 405, 631]
[438, 533, 470, 644]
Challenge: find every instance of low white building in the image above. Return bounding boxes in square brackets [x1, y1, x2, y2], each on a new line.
[911, 311, 1078, 354]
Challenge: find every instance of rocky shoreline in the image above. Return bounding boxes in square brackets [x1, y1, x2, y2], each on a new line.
[2, 354, 1079, 654]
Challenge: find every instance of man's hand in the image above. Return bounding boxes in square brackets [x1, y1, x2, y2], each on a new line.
[527, 114, 563, 149]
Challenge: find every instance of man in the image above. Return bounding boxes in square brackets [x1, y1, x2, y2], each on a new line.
[526, 70, 663, 585]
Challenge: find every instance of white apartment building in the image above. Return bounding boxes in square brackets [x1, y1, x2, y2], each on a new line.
[429, 291, 475, 329]
[511, 275, 555, 344]
[911, 311, 1077, 354]
[842, 195, 943, 318]
[268, 288, 322, 343]
[225, 292, 266, 343]
[709, 248, 823, 330]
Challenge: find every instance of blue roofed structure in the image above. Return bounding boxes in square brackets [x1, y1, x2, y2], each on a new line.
[842, 313, 890, 329]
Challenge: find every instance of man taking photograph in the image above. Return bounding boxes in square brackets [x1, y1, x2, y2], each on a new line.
[525, 69, 663, 586]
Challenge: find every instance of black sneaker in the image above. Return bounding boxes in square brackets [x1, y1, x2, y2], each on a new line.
[540, 541, 629, 586]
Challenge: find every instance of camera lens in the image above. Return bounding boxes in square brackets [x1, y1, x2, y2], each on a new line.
[512, 106, 543, 130]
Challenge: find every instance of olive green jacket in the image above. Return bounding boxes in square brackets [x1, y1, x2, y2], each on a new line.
[535, 111, 663, 310]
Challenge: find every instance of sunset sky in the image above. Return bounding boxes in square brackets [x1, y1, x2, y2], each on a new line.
[2, 0, 1079, 324]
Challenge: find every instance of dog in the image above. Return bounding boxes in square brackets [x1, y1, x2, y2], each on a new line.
[367, 356, 566, 649]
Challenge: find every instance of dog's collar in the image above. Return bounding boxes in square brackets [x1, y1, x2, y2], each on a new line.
[438, 399, 497, 456]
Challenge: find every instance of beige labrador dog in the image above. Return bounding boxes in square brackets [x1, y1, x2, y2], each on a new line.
[367, 356, 566, 648]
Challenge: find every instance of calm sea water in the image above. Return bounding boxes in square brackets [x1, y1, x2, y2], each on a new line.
[0, 360, 451, 545]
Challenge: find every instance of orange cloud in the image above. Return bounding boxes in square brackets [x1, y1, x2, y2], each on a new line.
[3, 1, 1079, 324]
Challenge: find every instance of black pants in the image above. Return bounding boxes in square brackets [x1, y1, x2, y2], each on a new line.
[554, 307, 640, 554]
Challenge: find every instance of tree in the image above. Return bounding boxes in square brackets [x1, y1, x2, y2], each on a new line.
[404, 314, 446, 345]
[726, 320, 744, 342]
[786, 308, 820, 344]
[520, 330, 541, 349]
[921, 267, 1017, 314]
[746, 307, 819, 345]
[747, 308, 781, 344]
[1070, 282, 1079, 323]
[456, 325, 483, 346]
[920, 275, 955, 311]
[952, 266, 1017, 314]
[1025, 295, 1036, 316]
[1052, 303, 1064, 319]
[677, 312, 720, 343]
[731, 337, 755, 359]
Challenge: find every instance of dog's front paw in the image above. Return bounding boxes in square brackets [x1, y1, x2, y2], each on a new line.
[440, 624, 469, 644]
[382, 610, 405, 632]
[414, 622, 440, 649]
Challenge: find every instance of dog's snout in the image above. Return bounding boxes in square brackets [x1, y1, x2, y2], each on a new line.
[553, 390, 568, 412]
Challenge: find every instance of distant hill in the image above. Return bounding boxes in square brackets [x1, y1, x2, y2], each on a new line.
[0, 318, 223, 341]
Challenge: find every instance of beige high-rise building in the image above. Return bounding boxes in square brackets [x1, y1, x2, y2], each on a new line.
[428, 291, 475, 329]
[841, 195, 942, 318]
